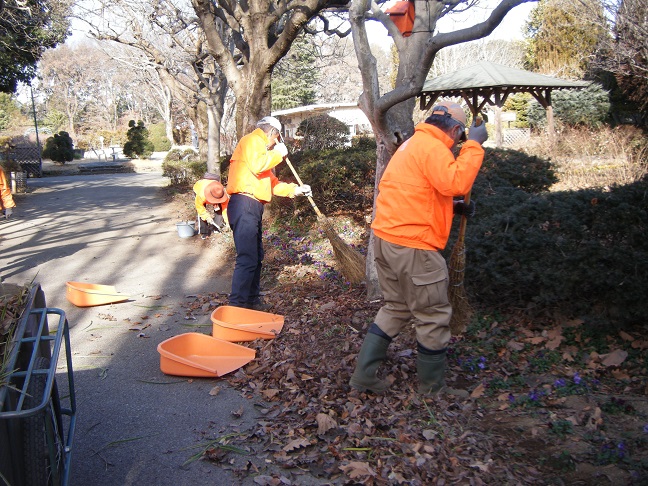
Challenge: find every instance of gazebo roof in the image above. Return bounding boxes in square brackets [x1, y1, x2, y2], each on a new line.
[419, 61, 589, 113]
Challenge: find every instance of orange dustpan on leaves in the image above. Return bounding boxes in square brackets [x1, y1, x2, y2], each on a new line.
[66, 281, 129, 307]
[157, 333, 256, 377]
[211, 306, 284, 342]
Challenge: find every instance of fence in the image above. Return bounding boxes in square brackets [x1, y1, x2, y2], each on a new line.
[0, 147, 42, 178]
[503, 128, 531, 147]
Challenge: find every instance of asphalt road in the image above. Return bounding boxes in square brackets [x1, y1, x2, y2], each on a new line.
[0, 171, 266, 485]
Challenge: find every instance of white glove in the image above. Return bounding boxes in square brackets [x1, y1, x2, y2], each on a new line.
[294, 184, 312, 197]
[274, 143, 288, 158]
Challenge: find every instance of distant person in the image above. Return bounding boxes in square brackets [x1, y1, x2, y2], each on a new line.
[193, 174, 229, 239]
[226, 116, 311, 311]
[349, 102, 488, 396]
[0, 166, 16, 220]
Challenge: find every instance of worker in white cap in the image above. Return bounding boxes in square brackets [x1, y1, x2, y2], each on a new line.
[226, 116, 311, 310]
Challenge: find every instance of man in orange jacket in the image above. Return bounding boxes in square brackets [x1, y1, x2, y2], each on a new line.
[0, 166, 16, 219]
[226, 116, 311, 310]
[350, 101, 488, 396]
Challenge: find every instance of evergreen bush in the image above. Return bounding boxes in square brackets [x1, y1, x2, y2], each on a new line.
[42, 131, 74, 164]
[296, 115, 350, 151]
[528, 83, 611, 129]
[162, 148, 205, 186]
[123, 120, 154, 159]
[274, 144, 375, 217]
[450, 148, 648, 328]
[149, 122, 172, 151]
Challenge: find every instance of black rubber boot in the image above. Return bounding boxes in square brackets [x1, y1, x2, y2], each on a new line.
[349, 324, 392, 393]
[417, 344, 447, 395]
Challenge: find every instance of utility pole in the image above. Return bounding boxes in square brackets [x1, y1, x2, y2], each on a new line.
[30, 84, 43, 177]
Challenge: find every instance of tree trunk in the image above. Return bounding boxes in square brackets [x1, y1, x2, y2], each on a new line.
[234, 71, 273, 138]
[350, 0, 532, 297]
[206, 101, 220, 175]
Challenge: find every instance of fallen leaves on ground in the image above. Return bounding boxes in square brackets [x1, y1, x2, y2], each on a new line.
[170, 197, 647, 485]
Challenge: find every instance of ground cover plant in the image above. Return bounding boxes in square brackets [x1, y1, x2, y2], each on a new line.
[170, 126, 647, 484]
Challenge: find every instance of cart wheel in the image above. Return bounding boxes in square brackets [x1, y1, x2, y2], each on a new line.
[21, 356, 64, 486]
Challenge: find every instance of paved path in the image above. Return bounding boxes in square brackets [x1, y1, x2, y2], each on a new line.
[0, 171, 264, 485]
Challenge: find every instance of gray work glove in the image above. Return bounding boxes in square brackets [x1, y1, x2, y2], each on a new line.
[453, 199, 476, 218]
[4, 208, 12, 219]
[467, 119, 488, 145]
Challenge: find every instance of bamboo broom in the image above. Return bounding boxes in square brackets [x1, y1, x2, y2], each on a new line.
[448, 116, 483, 335]
[448, 189, 473, 335]
[282, 153, 366, 284]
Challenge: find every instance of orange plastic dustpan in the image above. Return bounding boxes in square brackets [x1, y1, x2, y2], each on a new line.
[66, 281, 129, 307]
[210, 306, 284, 342]
[157, 333, 256, 377]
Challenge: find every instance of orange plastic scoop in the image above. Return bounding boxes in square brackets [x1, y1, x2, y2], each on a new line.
[157, 333, 256, 377]
[210, 306, 284, 342]
[66, 281, 129, 307]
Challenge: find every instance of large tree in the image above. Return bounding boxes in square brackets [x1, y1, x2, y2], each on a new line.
[190, 0, 352, 137]
[75, 0, 229, 173]
[348, 0, 538, 296]
[613, 0, 648, 119]
[272, 34, 319, 111]
[523, 0, 607, 78]
[0, 0, 71, 92]
[590, 0, 648, 122]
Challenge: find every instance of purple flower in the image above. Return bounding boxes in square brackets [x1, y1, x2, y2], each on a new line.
[643, 424, 648, 434]
[554, 378, 566, 388]
[573, 373, 581, 385]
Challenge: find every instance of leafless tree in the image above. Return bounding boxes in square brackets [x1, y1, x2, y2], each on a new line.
[429, 38, 525, 78]
[75, 0, 229, 173]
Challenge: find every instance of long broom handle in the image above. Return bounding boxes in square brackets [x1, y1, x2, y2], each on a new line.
[456, 115, 482, 245]
[456, 190, 470, 245]
[278, 135, 324, 218]
[283, 156, 324, 218]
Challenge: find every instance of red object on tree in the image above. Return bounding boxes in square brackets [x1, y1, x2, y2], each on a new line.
[386, 1, 415, 37]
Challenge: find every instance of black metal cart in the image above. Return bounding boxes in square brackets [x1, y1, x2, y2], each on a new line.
[0, 285, 76, 485]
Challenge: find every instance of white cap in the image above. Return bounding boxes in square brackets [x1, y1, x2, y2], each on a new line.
[257, 116, 281, 132]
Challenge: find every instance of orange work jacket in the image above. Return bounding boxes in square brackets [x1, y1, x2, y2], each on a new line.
[226, 128, 297, 203]
[193, 179, 229, 225]
[372, 123, 484, 251]
[0, 167, 16, 210]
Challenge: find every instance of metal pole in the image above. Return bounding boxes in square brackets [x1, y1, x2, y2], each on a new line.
[30, 84, 43, 177]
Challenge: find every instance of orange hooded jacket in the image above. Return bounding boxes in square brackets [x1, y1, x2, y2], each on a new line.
[371, 122, 484, 251]
[226, 128, 297, 203]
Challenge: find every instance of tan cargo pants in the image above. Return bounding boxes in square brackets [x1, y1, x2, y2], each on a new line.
[373, 237, 452, 351]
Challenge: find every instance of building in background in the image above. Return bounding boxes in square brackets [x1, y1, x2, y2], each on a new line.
[273, 103, 372, 141]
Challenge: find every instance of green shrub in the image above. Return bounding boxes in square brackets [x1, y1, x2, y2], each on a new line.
[296, 114, 350, 151]
[274, 144, 376, 217]
[351, 136, 377, 150]
[149, 122, 172, 152]
[42, 131, 74, 163]
[162, 148, 205, 186]
[528, 83, 611, 129]
[123, 120, 154, 159]
[453, 148, 648, 327]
